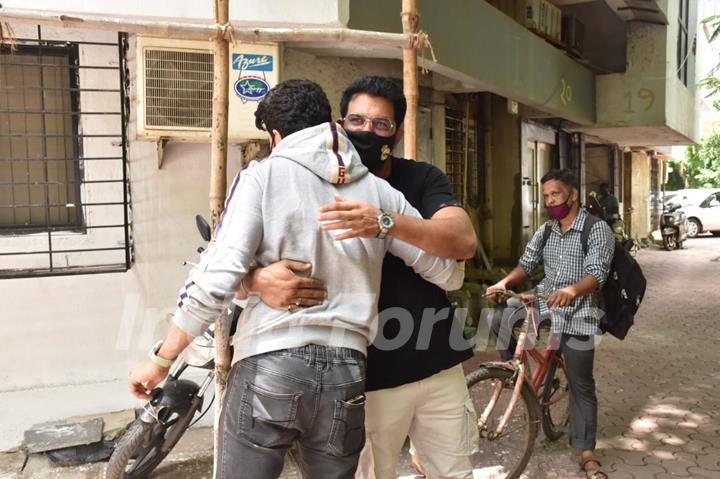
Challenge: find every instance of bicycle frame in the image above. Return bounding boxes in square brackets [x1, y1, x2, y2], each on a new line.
[479, 296, 567, 437]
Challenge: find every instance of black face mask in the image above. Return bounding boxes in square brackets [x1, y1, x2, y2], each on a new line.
[347, 130, 395, 173]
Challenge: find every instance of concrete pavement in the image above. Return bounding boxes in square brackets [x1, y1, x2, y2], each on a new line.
[2, 236, 719, 478]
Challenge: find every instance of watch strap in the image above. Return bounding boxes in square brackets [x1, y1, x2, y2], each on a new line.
[149, 340, 175, 368]
[377, 209, 390, 239]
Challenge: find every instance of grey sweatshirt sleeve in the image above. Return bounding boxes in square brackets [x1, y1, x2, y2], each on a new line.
[381, 183, 465, 291]
[173, 169, 264, 337]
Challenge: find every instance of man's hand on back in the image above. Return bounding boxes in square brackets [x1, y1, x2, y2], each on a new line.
[319, 195, 382, 240]
[246, 260, 327, 310]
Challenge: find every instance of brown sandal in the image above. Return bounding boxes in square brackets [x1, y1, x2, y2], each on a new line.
[580, 458, 609, 479]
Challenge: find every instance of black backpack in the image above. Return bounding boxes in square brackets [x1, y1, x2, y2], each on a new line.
[541, 215, 646, 340]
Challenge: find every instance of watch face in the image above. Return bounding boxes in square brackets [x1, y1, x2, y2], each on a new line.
[380, 215, 394, 228]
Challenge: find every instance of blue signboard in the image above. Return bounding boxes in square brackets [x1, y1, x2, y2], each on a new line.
[234, 76, 271, 102]
[232, 53, 273, 72]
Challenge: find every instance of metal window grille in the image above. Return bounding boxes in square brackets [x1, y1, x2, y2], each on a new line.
[0, 28, 132, 278]
[445, 95, 481, 208]
[650, 156, 660, 231]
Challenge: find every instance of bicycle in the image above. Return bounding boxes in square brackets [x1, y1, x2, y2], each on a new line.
[465, 289, 570, 479]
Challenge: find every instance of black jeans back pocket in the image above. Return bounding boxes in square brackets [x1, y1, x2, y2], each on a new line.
[239, 381, 301, 448]
[327, 398, 366, 457]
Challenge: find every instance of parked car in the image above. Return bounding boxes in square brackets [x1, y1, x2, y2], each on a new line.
[663, 190, 684, 206]
[678, 189, 720, 238]
[664, 188, 710, 208]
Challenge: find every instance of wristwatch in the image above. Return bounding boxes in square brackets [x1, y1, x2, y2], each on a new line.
[376, 209, 395, 239]
[148, 340, 176, 368]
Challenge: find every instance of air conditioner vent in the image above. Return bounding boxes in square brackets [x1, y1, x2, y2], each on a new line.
[144, 49, 213, 129]
[136, 37, 280, 141]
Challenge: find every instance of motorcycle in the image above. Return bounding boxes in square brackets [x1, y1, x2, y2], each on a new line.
[106, 216, 242, 479]
[586, 192, 638, 256]
[609, 217, 639, 257]
[661, 203, 687, 251]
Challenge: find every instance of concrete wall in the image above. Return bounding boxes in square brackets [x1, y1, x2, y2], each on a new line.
[2, 0, 349, 27]
[595, 22, 668, 129]
[594, 0, 698, 144]
[488, 96, 522, 265]
[628, 151, 652, 238]
[0, 26, 408, 450]
[585, 145, 612, 195]
[282, 50, 403, 121]
[0, 25, 247, 450]
[348, 0, 596, 125]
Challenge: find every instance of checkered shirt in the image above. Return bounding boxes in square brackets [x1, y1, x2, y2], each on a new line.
[519, 209, 615, 336]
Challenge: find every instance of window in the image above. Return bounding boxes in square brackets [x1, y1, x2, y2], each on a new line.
[650, 157, 661, 231]
[0, 28, 132, 278]
[677, 0, 690, 86]
[0, 44, 83, 231]
[445, 95, 483, 208]
[701, 192, 720, 208]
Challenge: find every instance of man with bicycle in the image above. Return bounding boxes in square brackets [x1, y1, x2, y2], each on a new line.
[487, 168, 614, 479]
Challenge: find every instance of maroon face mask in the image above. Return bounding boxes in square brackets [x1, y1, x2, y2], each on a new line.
[546, 201, 572, 220]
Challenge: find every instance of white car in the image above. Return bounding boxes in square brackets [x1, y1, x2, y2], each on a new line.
[678, 189, 720, 238]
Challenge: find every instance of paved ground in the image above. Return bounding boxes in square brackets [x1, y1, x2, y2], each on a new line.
[2, 235, 719, 478]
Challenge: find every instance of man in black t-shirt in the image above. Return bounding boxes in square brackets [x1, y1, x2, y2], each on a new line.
[244, 76, 478, 479]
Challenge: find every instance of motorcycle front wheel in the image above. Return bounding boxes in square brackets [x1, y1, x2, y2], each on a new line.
[662, 234, 677, 251]
[105, 405, 197, 479]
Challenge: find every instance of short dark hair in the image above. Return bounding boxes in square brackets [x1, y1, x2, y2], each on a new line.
[254, 79, 332, 138]
[540, 168, 579, 191]
[339, 76, 407, 128]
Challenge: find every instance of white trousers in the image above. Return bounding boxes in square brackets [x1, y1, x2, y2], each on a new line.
[356, 364, 478, 479]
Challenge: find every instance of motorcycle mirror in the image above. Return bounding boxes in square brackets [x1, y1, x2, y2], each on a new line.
[195, 215, 212, 242]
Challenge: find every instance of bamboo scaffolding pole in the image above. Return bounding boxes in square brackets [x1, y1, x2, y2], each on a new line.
[401, 0, 419, 160]
[209, 0, 231, 475]
[0, 8, 421, 48]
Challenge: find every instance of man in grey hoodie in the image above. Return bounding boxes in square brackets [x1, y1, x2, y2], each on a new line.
[128, 79, 463, 478]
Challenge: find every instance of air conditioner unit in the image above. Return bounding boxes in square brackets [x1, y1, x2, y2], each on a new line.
[524, 0, 561, 42]
[561, 15, 585, 58]
[136, 36, 280, 142]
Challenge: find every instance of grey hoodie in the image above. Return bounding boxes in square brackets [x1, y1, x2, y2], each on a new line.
[174, 122, 464, 361]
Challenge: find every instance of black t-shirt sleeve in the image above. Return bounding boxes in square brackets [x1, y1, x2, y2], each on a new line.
[419, 165, 462, 219]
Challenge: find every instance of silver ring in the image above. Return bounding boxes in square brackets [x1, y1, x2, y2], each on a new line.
[295, 299, 301, 307]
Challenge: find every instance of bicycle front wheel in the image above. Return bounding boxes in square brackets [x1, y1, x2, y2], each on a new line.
[105, 404, 197, 479]
[541, 356, 570, 441]
[466, 366, 539, 479]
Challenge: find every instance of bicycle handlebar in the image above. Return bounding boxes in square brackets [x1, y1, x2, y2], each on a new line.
[485, 289, 550, 304]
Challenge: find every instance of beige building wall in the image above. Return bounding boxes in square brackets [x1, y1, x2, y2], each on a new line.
[0, 31, 409, 450]
[626, 151, 652, 238]
[488, 95, 522, 265]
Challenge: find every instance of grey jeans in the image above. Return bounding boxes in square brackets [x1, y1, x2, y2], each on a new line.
[217, 345, 367, 478]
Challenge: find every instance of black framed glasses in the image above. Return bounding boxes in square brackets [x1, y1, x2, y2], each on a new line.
[343, 113, 397, 136]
